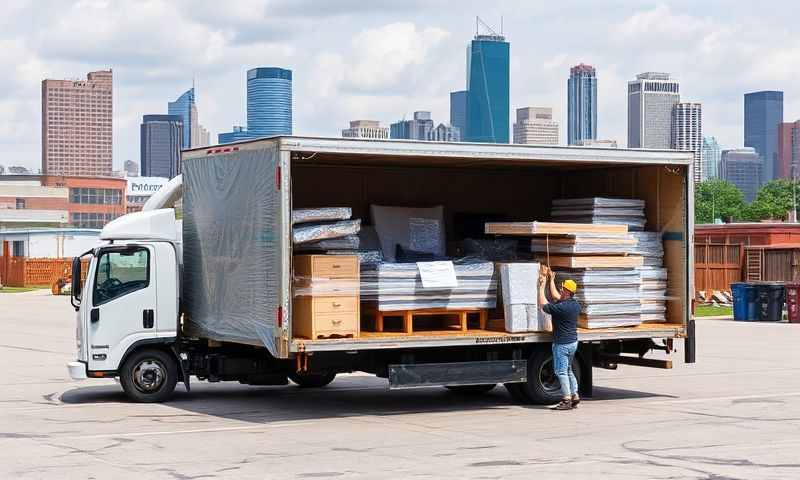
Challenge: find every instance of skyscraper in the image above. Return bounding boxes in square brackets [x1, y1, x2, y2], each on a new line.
[778, 120, 800, 179]
[567, 64, 597, 146]
[219, 67, 293, 144]
[450, 90, 467, 140]
[429, 123, 461, 142]
[744, 91, 783, 183]
[671, 103, 703, 183]
[42, 70, 113, 176]
[721, 148, 762, 202]
[702, 136, 721, 181]
[465, 23, 509, 143]
[390, 111, 435, 140]
[513, 107, 559, 145]
[169, 88, 211, 150]
[140, 115, 183, 179]
[627, 72, 680, 149]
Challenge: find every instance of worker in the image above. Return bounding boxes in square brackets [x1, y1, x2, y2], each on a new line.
[538, 269, 581, 410]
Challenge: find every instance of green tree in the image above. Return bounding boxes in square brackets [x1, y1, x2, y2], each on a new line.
[694, 179, 746, 224]
[744, 179, 800, 221]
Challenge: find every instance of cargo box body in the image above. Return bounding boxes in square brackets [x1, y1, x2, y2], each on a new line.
[182, 137, 693, 359]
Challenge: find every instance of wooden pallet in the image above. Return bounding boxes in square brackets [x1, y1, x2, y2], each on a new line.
[485, 221, 628, 236]
[368, 308, 489, 335]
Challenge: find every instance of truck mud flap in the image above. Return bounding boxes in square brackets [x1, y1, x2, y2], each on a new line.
[388, 360, 527, 389]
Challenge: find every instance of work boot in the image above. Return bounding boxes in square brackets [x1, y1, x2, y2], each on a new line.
[552, 398, 573, 410]
[571, 394, 580, 408]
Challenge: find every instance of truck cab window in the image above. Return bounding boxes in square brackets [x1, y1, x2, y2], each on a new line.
[93, 248, 150, 306]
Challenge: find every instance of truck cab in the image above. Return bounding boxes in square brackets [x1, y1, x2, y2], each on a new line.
[68, 209, 181, 401]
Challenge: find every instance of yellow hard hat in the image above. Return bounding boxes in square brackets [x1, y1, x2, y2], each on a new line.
[562, 279, 578, 293]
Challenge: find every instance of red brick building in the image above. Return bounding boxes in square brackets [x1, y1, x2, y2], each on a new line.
[0, 175, 126, 229]
[778, 120, 800, 179]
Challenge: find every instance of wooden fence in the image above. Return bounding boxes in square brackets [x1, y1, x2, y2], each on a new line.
[694, 242, 742, 295]
[0, 257, 74, 288]
[744, 246, 800, 283]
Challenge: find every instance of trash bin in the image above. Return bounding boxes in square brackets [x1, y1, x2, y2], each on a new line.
[786, 283, 800, 323]
[745, 283, 758, 321]
[731, 282, 749, 321]
[755, 282, 784, 322]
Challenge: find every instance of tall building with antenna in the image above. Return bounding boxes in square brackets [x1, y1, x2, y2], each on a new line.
[464, 17, 509, 143]
[168, 85, 210, 150]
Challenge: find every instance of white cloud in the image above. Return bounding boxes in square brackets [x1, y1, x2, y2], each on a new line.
[2, 1, 800, 171]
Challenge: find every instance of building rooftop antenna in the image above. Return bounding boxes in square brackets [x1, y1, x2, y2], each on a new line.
[475, 16, 504, 40]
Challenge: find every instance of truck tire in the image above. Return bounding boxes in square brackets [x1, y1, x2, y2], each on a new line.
[119, 348, 178, 403]
[518, 349, 582, 405]
[444, 384, 496, 394]
[288, 371, 336, 388]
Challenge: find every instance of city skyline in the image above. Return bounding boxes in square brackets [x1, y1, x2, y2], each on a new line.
[3, 2, 800, 171]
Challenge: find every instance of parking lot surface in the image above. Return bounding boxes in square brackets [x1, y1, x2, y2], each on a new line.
[2, 291, 799, 479]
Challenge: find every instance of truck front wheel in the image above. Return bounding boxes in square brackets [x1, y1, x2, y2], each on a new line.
[288, 371, 336, 388]
[119, 348, 178, 403]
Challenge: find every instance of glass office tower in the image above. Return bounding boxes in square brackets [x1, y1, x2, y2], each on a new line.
[465, 34, 509, 143]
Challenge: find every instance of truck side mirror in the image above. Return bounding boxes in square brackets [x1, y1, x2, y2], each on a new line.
[71, 257, 82, 301]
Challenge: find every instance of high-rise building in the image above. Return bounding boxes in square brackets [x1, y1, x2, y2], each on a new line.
[450, 90, 467, 140]
[778, 120, 800, 179]
[465, 25, 510, 143]
[41, 70, 113, 176]
[567, 64, 597, 146]
[140, 115, 183, 179]
[513, 107, 559, 145]
[744, 91, 783, 183]
[341, 120, 389, 139]
[721, 148, 762, 202]
[124, 160, 139, 177]
[390, 111, 435, 140]
[428, 123, 461, 142]
[671, 103, 703, 183]
[219, 67, 293, 143]
[169, 88, 207, 149]
[627, 72, 680, 149]
[701, 136, 721, 181]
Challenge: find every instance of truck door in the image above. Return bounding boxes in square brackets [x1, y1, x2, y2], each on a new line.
[87, 245, 157, 372]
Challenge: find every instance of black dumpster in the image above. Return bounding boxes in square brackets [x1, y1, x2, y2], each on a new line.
[755, 282, 785, 321]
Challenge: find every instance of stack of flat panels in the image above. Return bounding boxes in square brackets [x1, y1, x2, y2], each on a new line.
[292, 207, 362, 245]
[360, 260, 497, 311]
[551, 198, 646, 231]
[295, 218, 383, 265]
[485, 221, 628, 236]
[557, 269, 643, 328]
[630, 232, 664, 266]
[530, 234, 636, 255]
[639, 266, 668, 322]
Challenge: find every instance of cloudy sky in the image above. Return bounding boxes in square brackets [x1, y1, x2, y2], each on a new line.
[2, 0, 799, 172]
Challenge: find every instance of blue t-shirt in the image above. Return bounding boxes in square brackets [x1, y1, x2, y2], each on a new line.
[543, 298, 581, 344]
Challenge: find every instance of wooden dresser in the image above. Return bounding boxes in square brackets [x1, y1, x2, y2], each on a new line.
[292, 255, 360, 340]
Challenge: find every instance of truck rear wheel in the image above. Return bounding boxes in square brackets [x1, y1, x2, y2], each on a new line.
[119, 348, 178, 403]
[444, 384, 497, 394]
[513, 349, 582, 405]
[288, 371, 336, 388]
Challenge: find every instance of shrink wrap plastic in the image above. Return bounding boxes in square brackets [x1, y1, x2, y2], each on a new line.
[292, 207, 351, 225]
[292, 219, 361, 244]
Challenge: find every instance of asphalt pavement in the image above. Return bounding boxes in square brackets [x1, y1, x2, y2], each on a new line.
[1, 290, 799, 479]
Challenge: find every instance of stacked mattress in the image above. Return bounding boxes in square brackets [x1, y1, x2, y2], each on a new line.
[551, 198, 646, 231]
[293, 209, 383, 265]
[360, 260, 497, 311]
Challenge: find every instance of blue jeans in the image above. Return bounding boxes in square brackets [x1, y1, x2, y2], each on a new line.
[552, 342, 579, 398]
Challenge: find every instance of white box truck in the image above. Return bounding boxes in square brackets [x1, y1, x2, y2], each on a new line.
[67, 137, 695, 403]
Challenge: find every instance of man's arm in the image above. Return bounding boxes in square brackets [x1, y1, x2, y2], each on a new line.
[538, 274, 549, 309]
[547, 269, 562, 301]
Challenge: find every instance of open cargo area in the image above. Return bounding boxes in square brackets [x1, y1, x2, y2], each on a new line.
[182, 138, 692, 357]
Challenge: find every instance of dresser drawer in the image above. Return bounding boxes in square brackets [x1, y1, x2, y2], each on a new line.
[313, 312, 359, 334]
[313, 296, 358, 314]
[312, 256, 358, 278]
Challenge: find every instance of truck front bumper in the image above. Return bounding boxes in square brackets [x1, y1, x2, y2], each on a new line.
[67, 361, 87, 380]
